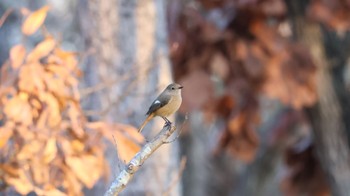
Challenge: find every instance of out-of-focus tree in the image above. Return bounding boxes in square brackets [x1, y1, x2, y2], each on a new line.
[167, 0, 350, 195]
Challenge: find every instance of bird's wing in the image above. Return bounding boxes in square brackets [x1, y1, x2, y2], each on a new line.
[146, 94, 171, 115]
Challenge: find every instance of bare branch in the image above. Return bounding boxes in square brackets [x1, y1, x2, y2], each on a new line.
[112, 135, 123, 171]
[0, 9, 13, 28]
[104, 124, 177, 196]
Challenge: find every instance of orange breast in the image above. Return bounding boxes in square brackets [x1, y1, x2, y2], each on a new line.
[154, 95, 182, 117]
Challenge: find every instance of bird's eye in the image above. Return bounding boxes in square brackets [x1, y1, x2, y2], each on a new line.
[171, 87, 175, 90]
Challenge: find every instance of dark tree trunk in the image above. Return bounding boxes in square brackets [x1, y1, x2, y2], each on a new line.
[286, 1, 350, 195]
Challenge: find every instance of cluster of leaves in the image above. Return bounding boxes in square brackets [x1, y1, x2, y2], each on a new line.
[309, 0, 350, 33]
[169, 0, 316, 162]
[0, 6, 142, 195]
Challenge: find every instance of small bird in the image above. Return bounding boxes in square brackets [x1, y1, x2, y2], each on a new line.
[138, 83, 183, 133]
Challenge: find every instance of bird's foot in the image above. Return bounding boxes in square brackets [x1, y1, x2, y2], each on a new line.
[164, 120, 172, 128]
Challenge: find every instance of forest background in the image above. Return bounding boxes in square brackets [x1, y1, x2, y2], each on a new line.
[1, 0, 350, 195]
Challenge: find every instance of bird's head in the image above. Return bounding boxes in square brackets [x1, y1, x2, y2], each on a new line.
[166, 83, 183, 95]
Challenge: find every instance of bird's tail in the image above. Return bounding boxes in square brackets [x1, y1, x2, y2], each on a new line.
[138, 114, 154, 133]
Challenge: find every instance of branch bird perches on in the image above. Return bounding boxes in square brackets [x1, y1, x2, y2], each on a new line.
[104, 123, 180, 196]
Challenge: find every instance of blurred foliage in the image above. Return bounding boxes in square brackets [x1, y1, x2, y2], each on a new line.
[169, 0, 350, 195]
[170, 0, 316, 162]
[0, 6, 143, 195]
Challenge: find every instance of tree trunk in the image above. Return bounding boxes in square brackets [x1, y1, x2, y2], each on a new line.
[78, 0, 180, 195]
[286, 1, 350, 195]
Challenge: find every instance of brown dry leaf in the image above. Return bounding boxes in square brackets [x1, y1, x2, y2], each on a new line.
[54, 49, 78, 71]
[30, 97, 42, 110]
[31, 157, 49, 185]
[4, 96, 33, 126]
[115, 124, 145, 144]
[71, 140, 85, 153]
[41, 188, 67, 196]
[43, 138, 57, 164]
[36, 109, 49, 129]
[216, 95, 235, 118]
[60, 139, 74, 156]
[17, 140, 43, 161]
[66, 155, 103, 188]
[19, 63, 45, 93]
[88, 122, 143, 162]
[38, 92, 61, 127]
[250, 20, 285, 54]
[46, 64, 71, 78]
[67, 103, 85, 138]
[5, 168, 33, 194]
[43, 71, 68, 98]
[0, 126, 13, 148]
[113, 130, 141, 162]
[21, 6, 50, 35]
[16, 125, 35, 140]
[10, 44, 26, 69]
[0, 163, 19, 177]
[263, 45, 316, 109]
[62, 165, 83, 196]
[27, 37, 56, 62]
[228, 114, 246, 135]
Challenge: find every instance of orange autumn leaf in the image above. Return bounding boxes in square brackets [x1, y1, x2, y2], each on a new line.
[30, 157, 49, 185]
[5, 169, 33, 194]
[10, 44, 26, 69]
[88, 122, 144, 162]
[113, 130, 141, 162]
[18, 63, 45, 93]
[65, 155, 103, 188]
[21, 6, 50, 35]
[228, 114, 246, 135]
[67, 103, 85, 138]
[0, 164, 19, 177]
[62, 165, 83, 196]
[4, 96, 33, 126]
[17, 140, 43, 161]
[40, 188, 66, 196]
[0, 127, 13, 148]
[38, 92, 61, 127]
[54, 49, 78, 71]
[27, 37, 56, 62]
[115, 124, 145, 144]
[43, 138, 57, 164]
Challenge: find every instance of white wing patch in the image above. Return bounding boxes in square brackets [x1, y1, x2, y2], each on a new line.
[154, 100, 161, 104]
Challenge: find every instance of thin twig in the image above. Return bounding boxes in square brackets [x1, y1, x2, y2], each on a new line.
[104, 123, 179, 196]
[0, 9, 13, 28]
[112, 135, 123, 171]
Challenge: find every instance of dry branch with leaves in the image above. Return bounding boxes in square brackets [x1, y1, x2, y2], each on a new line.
[0, 6, 143, 195]
[104, 124, 178, 196]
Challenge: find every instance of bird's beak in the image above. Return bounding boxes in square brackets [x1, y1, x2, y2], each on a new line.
[179, 86, 183, 89]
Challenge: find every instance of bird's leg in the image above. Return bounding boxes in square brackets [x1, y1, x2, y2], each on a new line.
[161, 116, 172, 127]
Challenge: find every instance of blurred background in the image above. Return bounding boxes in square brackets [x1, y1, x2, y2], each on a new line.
[1, 0, 350, 195]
